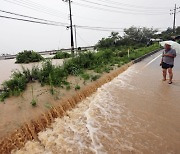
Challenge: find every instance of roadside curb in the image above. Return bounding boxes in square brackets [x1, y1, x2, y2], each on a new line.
[133, 48, 162, 64]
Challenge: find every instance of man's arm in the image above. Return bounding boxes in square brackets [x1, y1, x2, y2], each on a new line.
[163, 54, 176, 58]
[163, 49, 176, 58]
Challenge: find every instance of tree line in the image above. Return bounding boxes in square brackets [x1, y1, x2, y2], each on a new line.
[96, 26, 180, 48]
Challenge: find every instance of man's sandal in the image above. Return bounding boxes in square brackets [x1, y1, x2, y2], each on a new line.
[168, 81, 172, 84]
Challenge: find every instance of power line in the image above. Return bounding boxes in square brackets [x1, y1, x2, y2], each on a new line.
[77, 0, 167, 13]
[76, 26, 124, 32]
[4, 0, 67, 16]
[0, 15, 65, 26]
[1, 0, 136, 25]
[0, 9, 68, 25]
[2, 0, 168, 27]
[77, 25, 124, 30]
[76, 31, 90, 46]
[73, 2, 167, 15]
[2, 0, 68, 20]
[0, 11, 166, 32]
[0, 11, 123, 30]
[94, 0, 170, 10]
[0, 14, 124, 32]
[73, 14, 131, 24]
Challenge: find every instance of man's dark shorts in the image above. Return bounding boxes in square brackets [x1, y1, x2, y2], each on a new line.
[162, 62, 174, 69]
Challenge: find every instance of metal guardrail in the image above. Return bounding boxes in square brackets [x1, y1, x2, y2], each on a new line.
[0, 46, 95, 60]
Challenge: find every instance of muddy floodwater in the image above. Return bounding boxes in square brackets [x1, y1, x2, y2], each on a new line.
[0, 58, 64, 85]
[13, 52, 180, 154]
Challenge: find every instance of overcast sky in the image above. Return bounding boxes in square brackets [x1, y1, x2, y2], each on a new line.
[0, 0, 180, 54]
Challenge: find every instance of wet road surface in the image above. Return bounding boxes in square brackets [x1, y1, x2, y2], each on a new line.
[13, 51, 180, 154]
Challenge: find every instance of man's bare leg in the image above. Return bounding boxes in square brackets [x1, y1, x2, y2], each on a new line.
[168, 68, 173, 83]
[162, 69, 167, 81]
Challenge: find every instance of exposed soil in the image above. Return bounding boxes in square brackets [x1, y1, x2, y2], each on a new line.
[0, 70, 101, 139]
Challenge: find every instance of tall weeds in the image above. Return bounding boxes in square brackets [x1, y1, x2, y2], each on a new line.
[53, 51, 71, 59]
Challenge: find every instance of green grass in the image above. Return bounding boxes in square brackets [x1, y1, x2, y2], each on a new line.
[0, 44, 160, 101]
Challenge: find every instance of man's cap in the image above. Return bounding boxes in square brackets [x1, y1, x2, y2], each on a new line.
[165, 43, 172, 46]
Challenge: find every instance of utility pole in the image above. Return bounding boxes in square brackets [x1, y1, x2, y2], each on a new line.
[74, 25, 78, 51]
[63, 0, 74, 55]
[66, 25, 77, 54]
[170, 4, 180, 33]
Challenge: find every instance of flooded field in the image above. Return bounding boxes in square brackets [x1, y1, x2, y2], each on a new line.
[13, 52, 180, 154]
[0, 57, 64, 85]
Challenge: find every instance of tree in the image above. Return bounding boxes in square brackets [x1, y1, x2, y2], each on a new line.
[96, 26, 158, 48]
[123, 26, 158, 45]
[159, 27, 180, 40]
[96, 32, 121, 48]
[176, 26, 180, 35]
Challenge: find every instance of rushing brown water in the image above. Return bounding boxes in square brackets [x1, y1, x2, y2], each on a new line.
[12, 52, 180, 154]
[0, 58, 64, 85]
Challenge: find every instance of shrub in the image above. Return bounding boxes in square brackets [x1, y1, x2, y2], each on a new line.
[31, 66, 40, 80]
[31, 99, 37, 107]
[22, 67, 32, 82]
[75, 85, 81, 90]
[103, 66, 111, 73]
[94, 67, 103, 73]
[91, 75, 101, 81]
[80, 73, 90, 81]
[53, 52, 71, 59]
[0, 91, 9, 102]
[63, 60, 83, 76]
[116, 51, 127, 57]
[66, 85, 71, 90]
[2, 73, 27, 96]
[38, 61, 68, 87]
[30, 86, 37, 107]
[16, 50, 44, 63]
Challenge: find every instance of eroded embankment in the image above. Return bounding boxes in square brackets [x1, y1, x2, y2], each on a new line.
[0, 61, 134, 154]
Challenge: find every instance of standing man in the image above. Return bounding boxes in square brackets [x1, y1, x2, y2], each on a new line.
[160, 43, 176, 84]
